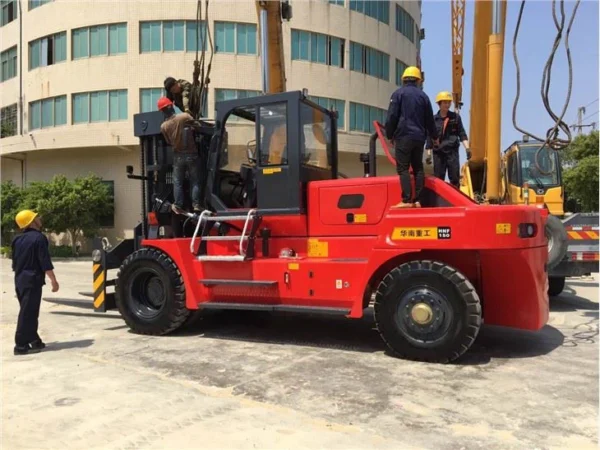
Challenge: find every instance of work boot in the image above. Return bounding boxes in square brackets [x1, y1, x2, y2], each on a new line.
[392, 202, 414, 209]
[30, 339, 46, 350]
[193, 205, 203, 214]
[14, 343, 42, 356]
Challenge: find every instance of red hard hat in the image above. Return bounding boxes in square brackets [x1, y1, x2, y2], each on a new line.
[157, 97, 173, 111]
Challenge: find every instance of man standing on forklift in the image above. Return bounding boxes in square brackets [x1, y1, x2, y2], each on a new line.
[164, 77, 201, 119]
[384, 66, 439, 208]
[425, 91, 471, 188]
[157, 97, 203, 214]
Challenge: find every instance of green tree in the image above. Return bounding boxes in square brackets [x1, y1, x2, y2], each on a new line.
[561, 131, 599, 212]
[21, 174, 113, 255]
[0, 181, 25, 245]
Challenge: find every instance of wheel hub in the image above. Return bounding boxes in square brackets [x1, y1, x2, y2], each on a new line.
[410, 302, 434, 325]
[395, 287, 453, 346]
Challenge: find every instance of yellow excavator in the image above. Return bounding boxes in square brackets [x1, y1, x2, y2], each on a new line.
[452, 0, 597, 295]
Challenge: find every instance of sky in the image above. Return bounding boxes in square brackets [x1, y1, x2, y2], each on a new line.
[419, 0, 599, 164]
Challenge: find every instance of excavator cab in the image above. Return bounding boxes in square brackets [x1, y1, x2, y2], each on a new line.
[504, 140, 564, 216]
[206, 90, 338, 214]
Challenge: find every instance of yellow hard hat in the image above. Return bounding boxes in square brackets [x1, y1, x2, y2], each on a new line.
[15, 210, 38, 229]
[436, 91, 453, 103]
[402, 66, 422, 81]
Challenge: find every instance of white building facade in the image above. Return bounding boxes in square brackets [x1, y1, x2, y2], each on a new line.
[1, 0, 422, 241]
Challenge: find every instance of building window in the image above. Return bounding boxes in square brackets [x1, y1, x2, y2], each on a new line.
[140, 87, 207, 116]
[1, 0, 16, 27]
[215, 22, 257, 55]
[29, 0, 52, 10]
[395, 59, 408, 86]
[349, 102, 386, 133]
[72, 90, 128, 124]
[329, 0, 344, 6]
[140, 20, 207, 53]
[1, 46, 17, 81]
[29, 32, 67, 70]
[307, 95, 345, 130]
[98, 181, 115, 228]
[215, 88, 262, 103]
[72, 23, 127, 59]
[349, 42, 389, 81]
[140, 88, 166, 113]
[349, 1, 389, 24]
[396, 4, 415, 43]
[1, 103, 17, 138]
[29, 95, 67, 130]
[291, 29, 344, 68]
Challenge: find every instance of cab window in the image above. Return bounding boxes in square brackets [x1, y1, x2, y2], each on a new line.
[520, 146, 559, 186]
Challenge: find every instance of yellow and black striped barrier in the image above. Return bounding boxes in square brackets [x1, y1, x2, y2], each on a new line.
[93, 262, 107, 312]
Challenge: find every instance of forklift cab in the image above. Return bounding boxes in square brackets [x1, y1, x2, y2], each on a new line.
[206, 91, 339, 215]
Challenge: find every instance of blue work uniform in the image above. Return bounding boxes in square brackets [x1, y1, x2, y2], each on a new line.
[426, 110, 468, 188]
[384, 82, 438, 203]
[11, 228, 54, 348]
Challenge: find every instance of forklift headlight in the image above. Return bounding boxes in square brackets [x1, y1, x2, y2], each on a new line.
[518, 223, 537, 238]
[92, 249, 102, 262]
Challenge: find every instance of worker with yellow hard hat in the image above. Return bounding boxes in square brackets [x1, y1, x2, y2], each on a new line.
[11, 209, 59, 355]
[384, 66, 439, 208]
[425, 91, 471, 189]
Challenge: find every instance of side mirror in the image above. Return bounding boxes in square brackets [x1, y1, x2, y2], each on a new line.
[246, 140, 257, 164]
[126, 165, 133, 175]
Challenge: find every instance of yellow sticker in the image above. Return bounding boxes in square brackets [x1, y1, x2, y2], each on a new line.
[307, 239, 329, 257]
[391, 227, 439, 240]
[496, 223, 512, 235]
[288, 263, 300, 270]
[262, 167, 282, 175]
[355, 214, 367, 223]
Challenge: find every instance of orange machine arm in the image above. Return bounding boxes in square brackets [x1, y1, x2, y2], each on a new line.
[256, 1, 288, 94]
[451, 0, 465, 113]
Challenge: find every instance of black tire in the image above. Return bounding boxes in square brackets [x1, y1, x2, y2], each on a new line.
[374, 260, 482, 363]
[115, 248, 190, 335]
[546, 215, 568, 270]
[548, 276, 566, 297]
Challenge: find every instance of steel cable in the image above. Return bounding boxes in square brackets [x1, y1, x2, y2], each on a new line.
[511, 0, 581, 175]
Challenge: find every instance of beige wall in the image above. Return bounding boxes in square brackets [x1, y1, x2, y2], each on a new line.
[1, 0, 420, 155]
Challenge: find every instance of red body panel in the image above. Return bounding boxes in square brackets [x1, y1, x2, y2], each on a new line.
[143, 174, 549, 331]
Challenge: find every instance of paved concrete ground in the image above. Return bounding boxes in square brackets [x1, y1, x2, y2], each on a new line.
[1, 261, 598, 450]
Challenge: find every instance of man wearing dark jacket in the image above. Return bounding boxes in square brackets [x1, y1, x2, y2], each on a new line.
[11, 210, 59, 355]
[426, 91, 471, 188]
[385, 66, 439, 208]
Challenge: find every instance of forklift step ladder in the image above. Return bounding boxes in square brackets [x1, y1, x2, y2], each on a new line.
[190, 209, 259, 262]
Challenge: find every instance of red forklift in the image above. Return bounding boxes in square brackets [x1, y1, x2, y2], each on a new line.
[89, 90, 549, 363]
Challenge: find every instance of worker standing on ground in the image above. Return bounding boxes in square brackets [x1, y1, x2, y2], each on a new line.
[426, 91, 471, 188]
[384, 66, 439, 208]
[11, 210, 59, 356]
[157, 97, 203, 214]
[164, 77, 201, 119]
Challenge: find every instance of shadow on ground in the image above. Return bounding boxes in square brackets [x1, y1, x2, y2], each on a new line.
[173, 308, 565, 366]
[550, 287, 599, 312]
[42, 339, 95, 352]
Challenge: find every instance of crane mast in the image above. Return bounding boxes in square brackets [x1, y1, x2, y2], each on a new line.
[451, 0, 465, 113]
[255, 0, 291, 94]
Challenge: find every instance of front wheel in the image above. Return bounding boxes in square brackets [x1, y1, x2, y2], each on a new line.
[115, 248, 190, 335]
[548, 276, 566, 297]
[374, 260, 482, 363]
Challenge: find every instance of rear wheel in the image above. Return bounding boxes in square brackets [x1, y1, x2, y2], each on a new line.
[546, 215, 568, 270]
[115, 248, 190, 335]
[374, 260, 481, 363]
[548, 276, 566, 297]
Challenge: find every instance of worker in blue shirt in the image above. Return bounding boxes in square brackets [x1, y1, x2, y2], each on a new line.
[11, 210, 59, 355]
[384, 66, 439, 208]
[425, 91, 471, 188]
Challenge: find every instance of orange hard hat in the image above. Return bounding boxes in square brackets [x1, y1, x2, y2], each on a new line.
[157, 97, 173, 111]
